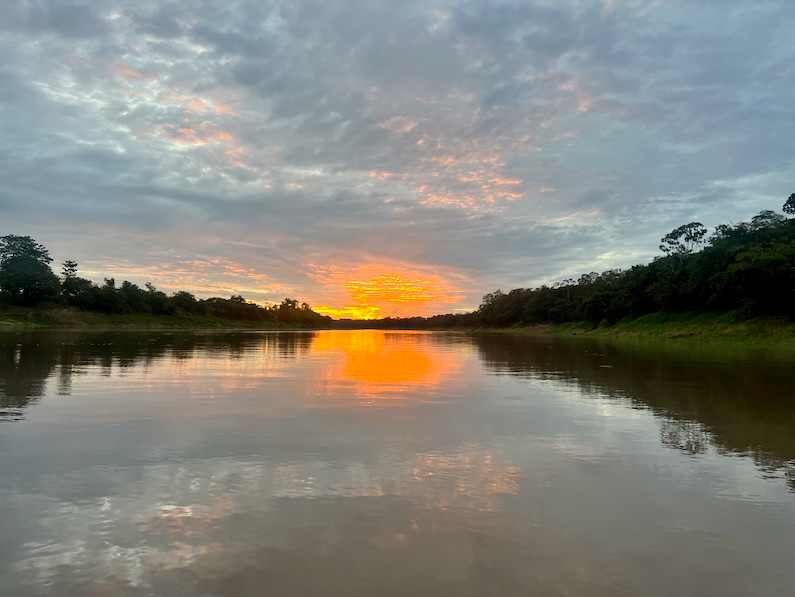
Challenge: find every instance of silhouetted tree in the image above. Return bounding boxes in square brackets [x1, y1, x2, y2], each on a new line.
[61, 259, 78, 279]
[60, 259, 84, 302]
[659, 222, 708, 255]
[0, 235, 59, 305]
[750, 210, 785, 230]
[171, 291, 201, 314]
[784, 193, 795, 216]
[0, 235, 52, 264]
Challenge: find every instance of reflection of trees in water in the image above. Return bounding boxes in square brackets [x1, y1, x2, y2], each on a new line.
[0, 332, 315, 419]
[472, 334, 795, 485]
[0, 340, 58, 418]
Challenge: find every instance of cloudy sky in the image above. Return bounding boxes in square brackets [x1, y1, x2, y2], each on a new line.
[1, 0, 792, 317]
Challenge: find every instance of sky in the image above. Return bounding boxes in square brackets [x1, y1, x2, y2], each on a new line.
[1, 0, 792, 318]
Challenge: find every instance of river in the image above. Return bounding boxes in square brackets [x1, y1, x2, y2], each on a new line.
[1, 330, 793, 596]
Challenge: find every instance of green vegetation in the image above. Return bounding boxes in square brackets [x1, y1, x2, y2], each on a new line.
[340, 196, 795, 346]
[504, 312, 795, 356]
[555, 312, 792, 343]
[0, 306, 321, 330]
[0, 236, 331, 329]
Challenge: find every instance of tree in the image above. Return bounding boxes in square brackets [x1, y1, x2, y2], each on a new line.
[750, 210, 785, 230]
[0, 235, 59, 305]
[60, 259, 80, 301]
[0, 235, 52, 264]
[659, 222, 708, 255]
[280, 298, 299, 310]
[144, 282, 174, 315]
[171, 291, 200, 314]
[61, 259, 78, 279]
[784, 193, 795, 216]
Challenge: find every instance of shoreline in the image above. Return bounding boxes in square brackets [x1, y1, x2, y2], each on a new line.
[0, 307, 324, 332]
[2, 308, 793, 352]
[460, 312, 795, 355]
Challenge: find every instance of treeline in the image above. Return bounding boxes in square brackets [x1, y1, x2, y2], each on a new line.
[343, 195, 795, 329]
[0, 237, 331, 327]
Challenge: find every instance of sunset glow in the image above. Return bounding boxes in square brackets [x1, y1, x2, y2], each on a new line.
[311, 262, 467, 319]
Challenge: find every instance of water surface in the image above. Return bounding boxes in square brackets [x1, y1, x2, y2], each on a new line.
[1, 330, 793, 596]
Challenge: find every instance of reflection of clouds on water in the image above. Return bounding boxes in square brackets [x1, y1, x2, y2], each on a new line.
[11, 441, 520, 593]
[268, 445, 519, 508]
[410, 448, 520, 510]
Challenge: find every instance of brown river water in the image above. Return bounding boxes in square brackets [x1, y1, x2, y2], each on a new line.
[1, 330, 793, 596]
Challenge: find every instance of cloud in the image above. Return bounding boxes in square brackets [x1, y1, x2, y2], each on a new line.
[0, 0, 792, 314]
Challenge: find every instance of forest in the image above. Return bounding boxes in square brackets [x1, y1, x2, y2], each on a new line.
[0, 237, 331, 327]
[340, 195, 795, 329]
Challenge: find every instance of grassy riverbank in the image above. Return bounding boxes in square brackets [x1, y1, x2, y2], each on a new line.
[0, 306, 322, 331]
[477, 312, 794, 352]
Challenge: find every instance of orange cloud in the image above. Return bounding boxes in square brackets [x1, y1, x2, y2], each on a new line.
[157, 124, 238, 147]
[187, 97, 208, 112]
[185, 96, 234, 115]
[412, 148, 525, 209]
[309, 261, 467, 319]
[113, 63, 158, 81]
[380, 116, 418, 134]
[213, 130, 234, 142]
[418, 191, 479, 210]
[368, 170, 395, 180]
[491, 177, 522, 186]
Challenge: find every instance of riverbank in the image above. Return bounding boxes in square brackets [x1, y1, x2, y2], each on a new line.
[0, 306, 323, 331]
[2, 307, 793, 354]
[473, 312, 794, 352]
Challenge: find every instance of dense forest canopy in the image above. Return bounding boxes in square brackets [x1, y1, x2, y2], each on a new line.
[0, 237, 331, 326]
[2, 196, 793, 328]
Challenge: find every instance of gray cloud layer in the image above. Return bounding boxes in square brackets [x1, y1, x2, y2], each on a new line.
[0, 0, 792, 312]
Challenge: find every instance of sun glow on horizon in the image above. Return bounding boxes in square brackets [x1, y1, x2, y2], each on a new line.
[309, 262, 467, 319]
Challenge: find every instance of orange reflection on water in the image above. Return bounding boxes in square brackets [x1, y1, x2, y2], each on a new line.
[310, 330, 461, 397]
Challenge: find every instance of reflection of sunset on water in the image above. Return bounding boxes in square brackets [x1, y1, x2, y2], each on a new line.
[308, 331, 462, 397]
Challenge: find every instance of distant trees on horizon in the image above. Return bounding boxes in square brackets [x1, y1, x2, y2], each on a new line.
[0, 236, 331, 326]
